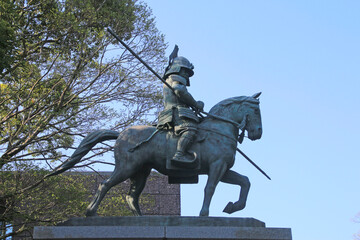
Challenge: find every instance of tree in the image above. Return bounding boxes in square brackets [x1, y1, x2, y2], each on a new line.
[0, 0, 167, 238]
[1, 165, 90, 239]
[0, 165, 157, 239]
[0, 0, 166, 169]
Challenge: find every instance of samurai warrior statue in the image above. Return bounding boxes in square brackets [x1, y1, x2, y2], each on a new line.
[157, 45, 204, 168]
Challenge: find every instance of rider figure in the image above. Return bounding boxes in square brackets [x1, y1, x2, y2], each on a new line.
[157, 48, 204, 169]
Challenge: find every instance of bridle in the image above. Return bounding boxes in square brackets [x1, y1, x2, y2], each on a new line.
[197, 113, 248, 145]
[198, 106, 271, 180]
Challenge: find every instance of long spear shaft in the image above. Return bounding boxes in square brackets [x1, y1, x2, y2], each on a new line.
[107, 28, 237, 125]
[107, 28, 175, 93]
[108, 28, 270, 179]
[237, 148, 271, 180]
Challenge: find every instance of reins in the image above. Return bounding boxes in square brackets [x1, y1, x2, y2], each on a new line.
[199, 114, 271, 180]
[196, 126, 237, 144]
[199, 112, 248, 144]
[199, 111, 245, 130]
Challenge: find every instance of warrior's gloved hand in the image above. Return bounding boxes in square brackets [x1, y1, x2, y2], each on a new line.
[196, 101, 204, 112]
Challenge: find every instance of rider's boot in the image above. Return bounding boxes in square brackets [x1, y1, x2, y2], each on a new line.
[171, 131, 198, 169]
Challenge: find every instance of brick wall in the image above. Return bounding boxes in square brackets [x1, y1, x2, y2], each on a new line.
[90, 171, 180, 216]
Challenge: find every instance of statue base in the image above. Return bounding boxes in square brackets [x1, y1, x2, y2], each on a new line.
[33, 216, 292, 240]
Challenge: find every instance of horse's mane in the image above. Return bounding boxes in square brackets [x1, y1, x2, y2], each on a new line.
[209, 96, 259, 115]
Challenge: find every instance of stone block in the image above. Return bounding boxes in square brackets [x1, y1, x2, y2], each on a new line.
[33, 217, 292, 240]
[56, 216, 265, 227]
[166, 226, 292, 239]
[33, 226, 164, 239]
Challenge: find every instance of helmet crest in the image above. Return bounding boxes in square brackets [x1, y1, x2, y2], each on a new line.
[164, 45, 194, 83]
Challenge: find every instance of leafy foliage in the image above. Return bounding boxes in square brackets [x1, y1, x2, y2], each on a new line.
[0, 164, 89, 238]
[0, 0, 166, 238]
[0, 164, 155, 239]
[0, 0, 166, 168]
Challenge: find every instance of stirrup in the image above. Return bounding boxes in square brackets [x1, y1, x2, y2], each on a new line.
[171, 151, 198, 169]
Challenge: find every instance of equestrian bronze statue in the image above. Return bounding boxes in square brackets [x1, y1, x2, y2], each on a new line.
[48, 91, 263, 216]
[47, 32, 264, 216]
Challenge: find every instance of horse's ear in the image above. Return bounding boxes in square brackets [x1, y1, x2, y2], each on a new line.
[252, 92, 262, 99]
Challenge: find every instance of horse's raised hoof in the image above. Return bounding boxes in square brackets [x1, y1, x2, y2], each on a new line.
[223, 201, 246, 214]
[223, 202, 235, 214]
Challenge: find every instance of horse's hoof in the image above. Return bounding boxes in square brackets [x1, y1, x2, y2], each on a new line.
[85, 209, 97, 217]
[223, 202, 234, 214]
[199, 208, 209, 217]
[223, 201, 245, 214]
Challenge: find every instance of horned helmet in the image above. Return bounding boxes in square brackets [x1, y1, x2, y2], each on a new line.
[164, 45, 194, 86]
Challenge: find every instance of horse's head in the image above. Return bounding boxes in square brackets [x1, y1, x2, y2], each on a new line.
[209, 93, 263, 141]
[243, 93, 262, 141]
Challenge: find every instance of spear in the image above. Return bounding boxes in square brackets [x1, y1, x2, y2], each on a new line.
[107, 28, 271, 180]
[107, 28, 237, 125]
[237, 148, 271, 180]
[107, 28, 175, 93]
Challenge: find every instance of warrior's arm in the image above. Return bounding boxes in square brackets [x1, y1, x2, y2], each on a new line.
[172, 81, 204, 111]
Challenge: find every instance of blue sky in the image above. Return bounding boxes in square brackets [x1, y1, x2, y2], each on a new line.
[144, 1, 360, 239]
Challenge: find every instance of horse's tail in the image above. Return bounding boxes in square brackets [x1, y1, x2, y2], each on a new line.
[45, 130, 120, 178]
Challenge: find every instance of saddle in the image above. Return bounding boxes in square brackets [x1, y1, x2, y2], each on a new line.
[165, 131, 206, 184]
[128, 127, 207, 184]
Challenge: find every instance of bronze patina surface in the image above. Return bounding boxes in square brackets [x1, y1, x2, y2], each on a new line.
[48, 44, 263, 217]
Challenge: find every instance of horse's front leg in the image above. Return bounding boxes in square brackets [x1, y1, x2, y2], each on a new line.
[221, 170, 250, 214]
[200, 160, 228, 216]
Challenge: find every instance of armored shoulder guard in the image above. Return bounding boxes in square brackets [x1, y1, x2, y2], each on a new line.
[168, 74, 187, 86]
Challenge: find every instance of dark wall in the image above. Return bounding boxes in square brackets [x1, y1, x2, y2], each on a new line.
[91, 171, 180, 216]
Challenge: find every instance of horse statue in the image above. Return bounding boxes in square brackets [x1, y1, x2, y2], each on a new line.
[48, 93, 262, 217]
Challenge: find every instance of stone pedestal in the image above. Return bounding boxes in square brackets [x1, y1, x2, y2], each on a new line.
[33, 216, 292, 240]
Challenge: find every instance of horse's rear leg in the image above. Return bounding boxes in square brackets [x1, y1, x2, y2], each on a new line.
[126, 167, 151, 216]
[221, 170, 250, 214]
[86, 169, 130, 217]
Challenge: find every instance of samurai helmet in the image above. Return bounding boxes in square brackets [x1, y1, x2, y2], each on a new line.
[164, 45, 194, 82]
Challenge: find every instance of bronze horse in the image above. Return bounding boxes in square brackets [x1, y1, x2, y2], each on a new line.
[50, 93, 262, 216]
